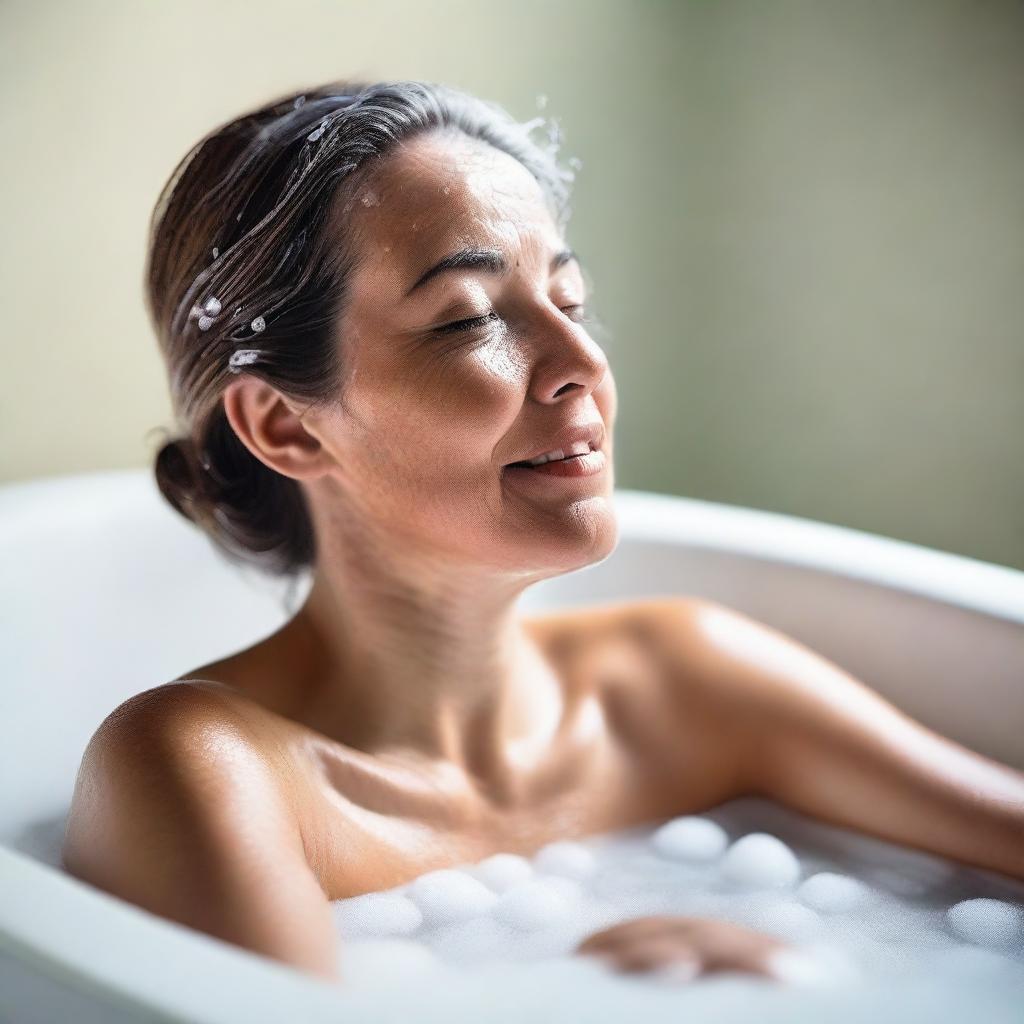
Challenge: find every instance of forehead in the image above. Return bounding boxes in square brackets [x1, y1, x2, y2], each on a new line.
[339, 131, 564, 303]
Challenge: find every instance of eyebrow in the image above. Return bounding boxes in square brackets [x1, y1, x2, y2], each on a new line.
[404, 246, 579, 298]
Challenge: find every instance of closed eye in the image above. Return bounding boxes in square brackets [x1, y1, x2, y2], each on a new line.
[434, 304, 590, 335]
[560, 303, 590, 325]
[434, 311, 502, 335]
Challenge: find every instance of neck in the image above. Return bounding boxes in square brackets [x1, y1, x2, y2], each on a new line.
[277, 506, 566, 795]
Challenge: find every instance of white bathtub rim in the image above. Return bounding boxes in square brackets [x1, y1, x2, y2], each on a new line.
[608, 489, 1024, 625]
[0, 844, 348, 1024]
[3, 467, 1020, 625]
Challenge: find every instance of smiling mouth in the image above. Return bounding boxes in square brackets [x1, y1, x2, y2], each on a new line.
[507, 452, 589, 469]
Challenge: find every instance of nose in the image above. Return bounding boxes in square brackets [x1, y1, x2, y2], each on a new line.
[526, 302, 610, 404]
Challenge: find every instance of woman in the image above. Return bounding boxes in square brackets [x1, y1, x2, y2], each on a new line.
[62, 80, 1024, 987]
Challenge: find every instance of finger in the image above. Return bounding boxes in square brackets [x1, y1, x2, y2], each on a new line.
[575, 915, 689, 954]
[595, 936, 704, 978]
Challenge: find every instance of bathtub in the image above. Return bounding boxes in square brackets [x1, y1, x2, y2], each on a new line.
[1, 467, 1022, 1023]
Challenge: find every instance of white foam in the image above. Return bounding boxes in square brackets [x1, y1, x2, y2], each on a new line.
[797, 872, 875, 913]
[336, 938, 441, 990]
[330, 797, 1024, 1012]
[430, 915, 511, 966]
[405, 868, 498, 928]
[469, 852, 534, 892]
[946, 898, 1024, 950]
[651, 816, 728, 861]
[731, 891, 824, 943]
[541, 876, 585, 904]
[333, 891, 422, 939]
[720, 832, 802, 887]
[492, 878, 573, 932]
[532, 840, 597, 880]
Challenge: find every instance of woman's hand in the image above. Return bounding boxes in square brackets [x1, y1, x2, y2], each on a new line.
[575, 915, 806, 983]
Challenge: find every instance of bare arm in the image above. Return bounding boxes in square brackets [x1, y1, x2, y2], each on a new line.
[681, 600, 1024, 882]
[62, 683, 341, 982]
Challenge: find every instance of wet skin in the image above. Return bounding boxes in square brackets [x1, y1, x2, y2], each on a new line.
[62, 131, 1024, 985]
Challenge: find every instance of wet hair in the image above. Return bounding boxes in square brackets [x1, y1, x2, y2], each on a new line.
[146, 79, 581, 578]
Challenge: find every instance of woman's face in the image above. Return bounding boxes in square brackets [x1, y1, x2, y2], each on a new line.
[307, 128, 618, 577]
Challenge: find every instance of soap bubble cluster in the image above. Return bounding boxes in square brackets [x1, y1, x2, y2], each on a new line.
[330, 796, 1024, 1015]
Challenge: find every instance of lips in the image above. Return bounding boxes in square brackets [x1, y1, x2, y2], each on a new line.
[508, 443, 594, 468]
[508, 452, 586, 468]
[505, 447, 607, 480]
[504, 421, 605, 468]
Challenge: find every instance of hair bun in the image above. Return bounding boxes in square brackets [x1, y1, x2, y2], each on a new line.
[154, 436, 205, 523]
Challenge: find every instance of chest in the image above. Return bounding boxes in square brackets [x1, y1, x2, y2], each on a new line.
[301, 621, 739, 900]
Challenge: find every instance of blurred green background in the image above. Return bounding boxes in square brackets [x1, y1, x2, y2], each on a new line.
[1, 0, 1021, 569]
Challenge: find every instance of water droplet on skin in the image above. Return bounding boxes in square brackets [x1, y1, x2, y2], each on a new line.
[251, 316, 266, 333]
[211, 247, 219, 259]
[236, 212, 242, 221]
[442, 185, 450, 195]
[203, 297, 221, 316]
[197, 315, 214, 331]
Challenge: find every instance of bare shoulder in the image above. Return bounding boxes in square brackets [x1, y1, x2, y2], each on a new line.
[519, 594, 722, 691]
[624, 594, 806, 686]
[63, 679, 304, 879]
[62, 680, 341, 979]
[72, 679, 291, 790]
[523, 593, 738, 731]
[629, 596, 835, 717]
[607, 596, 781, 782]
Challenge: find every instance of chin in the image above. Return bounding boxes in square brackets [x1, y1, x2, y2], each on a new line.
[529, 503, 620, 576]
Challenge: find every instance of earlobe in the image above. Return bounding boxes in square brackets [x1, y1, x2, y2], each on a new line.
[220, 378, 328, 482]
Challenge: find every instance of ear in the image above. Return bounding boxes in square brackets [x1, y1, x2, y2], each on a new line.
[221, 377, 332, 482]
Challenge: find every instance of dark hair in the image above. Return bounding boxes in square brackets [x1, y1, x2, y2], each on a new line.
[146, 79, 581, 577]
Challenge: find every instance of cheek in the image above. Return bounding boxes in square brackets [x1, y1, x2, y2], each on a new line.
[471, 335, 529, 384]
[363, 341, 528, 482]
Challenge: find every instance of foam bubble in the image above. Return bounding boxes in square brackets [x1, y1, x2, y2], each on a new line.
[405, 868, 498, 928]
[651, 816, 729, 862]
[327, 800, 1024, 998]
[333, 891, 422, 939]
[797, 872, 875, 913]
[721, 833, 801, 888]
[492, 878, 573, 932]
[946, 898, 1024, 951]
[533, 840, 597, 881]
[470, 852, 534, 892]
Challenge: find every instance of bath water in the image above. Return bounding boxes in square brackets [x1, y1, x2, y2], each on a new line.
[331, 796, 1024, 1020]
